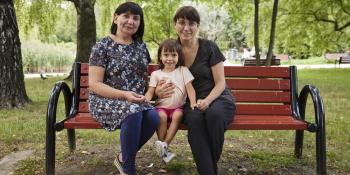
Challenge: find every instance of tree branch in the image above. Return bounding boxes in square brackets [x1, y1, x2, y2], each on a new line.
[338, 0, 350, 15]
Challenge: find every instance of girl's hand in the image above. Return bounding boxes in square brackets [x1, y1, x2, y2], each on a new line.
[155, 80, 175, 99]
[190, 103, 197, 110]
[196, 99, 211, 111]
[123, 91, 146, 103]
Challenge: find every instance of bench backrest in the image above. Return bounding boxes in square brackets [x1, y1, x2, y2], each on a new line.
[325, 53, 345, 60]
[243, 59, 281, 66]
[70, 63, 299, 120]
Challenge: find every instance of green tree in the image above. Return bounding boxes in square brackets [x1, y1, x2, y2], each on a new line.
[0, 0, 30, 109]
[265, 0, 279, 65]
[276, 0, 350, 58]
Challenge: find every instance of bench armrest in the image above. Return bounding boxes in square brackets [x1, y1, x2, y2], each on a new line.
[297, 85, 325, 132]
[46, 81, 73, 132]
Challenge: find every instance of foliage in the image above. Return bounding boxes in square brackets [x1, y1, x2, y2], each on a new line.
[14, 0, 350, 59]
[21, 40, 75, 73]
[275, 0, 350, 58]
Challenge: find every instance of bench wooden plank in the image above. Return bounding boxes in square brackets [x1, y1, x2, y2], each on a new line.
[64, 113, 307, 130]
[224, 66, 290, 78]
[80, 76, 89, 87]
[79, 88, 291, 103]
[232, 91, 290, 103]
[226, 79, 290, 90]
[236, 104, 291, 115]
[78, 102, 292, 115]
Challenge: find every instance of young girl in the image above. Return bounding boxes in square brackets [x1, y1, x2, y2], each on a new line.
[145, 39, 197, 163]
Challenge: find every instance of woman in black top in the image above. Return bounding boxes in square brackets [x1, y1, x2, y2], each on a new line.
[156, 6, 235, 175]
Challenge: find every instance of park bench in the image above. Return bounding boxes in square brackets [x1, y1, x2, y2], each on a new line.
[243, 58, 281, 66]
[324, 53, 346, 65]
[46, 62, 326, 175]
[276, 54, 290, 61]
[336, 55, 350, 66]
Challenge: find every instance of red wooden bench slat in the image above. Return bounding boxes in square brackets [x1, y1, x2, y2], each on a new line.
[80, 76, 89, 87]
[79, 102, 89, 112]
[79, 102, 292, 115]
[80, 88, 88, 100]
[224, 66, 290, 78]
[226, 79, 290, 90]
[81, 63, 89, 74]
[236, 104, 292, 115]
[148, 64, 291, 78]
[79, 89, 291, 103]
[232, 91, 290, 103]
[64, 113, 306, 130]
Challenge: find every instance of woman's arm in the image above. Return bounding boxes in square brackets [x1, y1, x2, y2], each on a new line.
[185, 81, 197, 109]
[89, 65, 145, 103]
[154, 80, 175, 99]
[196, 62, 226, 110]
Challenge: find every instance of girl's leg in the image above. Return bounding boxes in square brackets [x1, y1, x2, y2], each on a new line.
[138, 109, 160, 149]
[120, 112, 143, 175]
[164, 110, 183, 145]
[156, 111, 168, 141]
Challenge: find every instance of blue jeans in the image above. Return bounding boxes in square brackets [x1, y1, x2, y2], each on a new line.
[120, 109, 160, 174]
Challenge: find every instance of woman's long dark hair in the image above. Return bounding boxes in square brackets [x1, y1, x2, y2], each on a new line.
[110, 2, 145, 41]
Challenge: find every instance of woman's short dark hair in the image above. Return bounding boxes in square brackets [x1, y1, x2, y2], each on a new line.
[157, 39, 184, 69]
[173, 6, 200, 24]
[110, 2, 144, 41]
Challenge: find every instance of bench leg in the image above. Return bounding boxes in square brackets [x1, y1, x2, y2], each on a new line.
[45, 120, 56, 175]
[67, 129, 76, 152]
[316, 123, 326, 175]
[294, 130, 304, 158]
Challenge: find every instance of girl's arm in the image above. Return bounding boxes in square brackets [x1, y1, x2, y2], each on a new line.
[89, 65, 145, 103]
[185, 81, 197, 109]
[196, 62, 226, 111]
[144, 87, 155, 102]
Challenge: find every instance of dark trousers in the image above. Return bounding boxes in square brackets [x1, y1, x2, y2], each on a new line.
[184, 95, 235, 175]
[120, 109, 160, 174]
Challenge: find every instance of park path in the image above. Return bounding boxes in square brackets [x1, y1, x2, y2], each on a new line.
[0, 150, 34, 175]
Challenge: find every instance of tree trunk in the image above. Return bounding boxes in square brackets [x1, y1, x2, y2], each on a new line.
[0, 0, 31, 109]
[253, 0, 261, 66]
[266, 0, 279, 66]
[66, 0, 96, 79]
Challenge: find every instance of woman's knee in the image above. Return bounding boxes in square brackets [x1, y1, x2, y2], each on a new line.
[144, 109, 160, 126]
[184, 109, 203, 125]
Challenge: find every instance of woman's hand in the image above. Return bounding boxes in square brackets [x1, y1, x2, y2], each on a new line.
[123, 91, 147, 103]
[155, 80, 175, 99]
[196, 99, 211, 111]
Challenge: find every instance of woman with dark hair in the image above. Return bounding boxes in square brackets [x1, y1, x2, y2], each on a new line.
[156, 6, 236, 175]
[88, 2, 159, 175]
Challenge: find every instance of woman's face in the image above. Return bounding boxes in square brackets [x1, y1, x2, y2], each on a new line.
[114, 11, 140, 36]
[174, 18, 199, 41]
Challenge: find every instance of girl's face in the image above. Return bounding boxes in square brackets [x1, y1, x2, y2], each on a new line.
[174, 18, 199, 41]
[114, 11, 140, 36]
[161, 49, 179, 70]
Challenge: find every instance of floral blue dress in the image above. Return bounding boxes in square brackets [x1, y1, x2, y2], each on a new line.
[88, 36, 154, 131]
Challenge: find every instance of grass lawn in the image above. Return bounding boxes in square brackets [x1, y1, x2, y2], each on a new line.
[0, 68, 349, 174]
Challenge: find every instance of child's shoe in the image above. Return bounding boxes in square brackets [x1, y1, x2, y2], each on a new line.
[163, 151, 175, 163]
[154, 140, 168, 157]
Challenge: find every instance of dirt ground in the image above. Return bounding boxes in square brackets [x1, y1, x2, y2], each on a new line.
[51, 135, 324, 175]
[5, 132, 347, 175]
